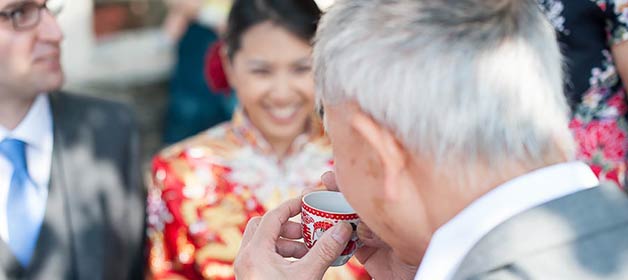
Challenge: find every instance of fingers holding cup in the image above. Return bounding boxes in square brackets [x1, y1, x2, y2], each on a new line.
[301, 191, 361, 266]
[321, 171, 339, 192]
[253, 198, 303, 248]
[241, 216, 262, 248]
[276, 238, 309, 259]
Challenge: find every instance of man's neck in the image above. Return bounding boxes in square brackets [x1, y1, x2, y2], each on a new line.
[0, 95, 36, 130]
[424, 161, 552, 233]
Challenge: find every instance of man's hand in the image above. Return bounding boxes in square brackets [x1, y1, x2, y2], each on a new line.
[162, 0, 203, 40]
[321, 172, 418, 280]
[234, 198, 353, 280]
[164, 0, 203, 18]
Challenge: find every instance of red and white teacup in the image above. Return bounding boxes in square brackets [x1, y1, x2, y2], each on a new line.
[301, 191, 360, 266]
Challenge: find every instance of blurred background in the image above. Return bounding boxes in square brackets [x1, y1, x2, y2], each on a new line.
[49, 0, 334, 165]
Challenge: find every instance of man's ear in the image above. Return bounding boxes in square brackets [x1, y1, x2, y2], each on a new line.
[350, 111, 406, 201]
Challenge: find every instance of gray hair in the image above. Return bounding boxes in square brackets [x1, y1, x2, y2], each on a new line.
[314, 0, 575, 180]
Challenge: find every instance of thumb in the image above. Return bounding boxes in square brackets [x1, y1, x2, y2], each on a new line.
[302, 222, 352, 272]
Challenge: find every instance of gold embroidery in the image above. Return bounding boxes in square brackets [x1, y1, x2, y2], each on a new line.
[202, 262, 235, 279]
[148, 231, 172, 275]
[195, 228, 242, 262]
[176, 228, 196, 265]
[196, 195, 246, 262]
[181, 199, 204, 226]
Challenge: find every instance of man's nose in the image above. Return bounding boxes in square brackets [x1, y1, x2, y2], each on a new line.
[36, 9, 64, 43]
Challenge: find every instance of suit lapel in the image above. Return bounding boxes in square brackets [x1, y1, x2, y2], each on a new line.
[24, 153, 75, 279]
[48, 93, 84, 280]
[453, 184, 628, 280]
[0, 239, 24, 279]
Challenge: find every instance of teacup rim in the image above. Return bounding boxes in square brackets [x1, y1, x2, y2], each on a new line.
[302, 191, 358, 217]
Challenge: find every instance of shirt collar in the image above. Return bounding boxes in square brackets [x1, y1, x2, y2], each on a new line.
[229, 108, 325, 157]
[415, 161, 599, 280]
[0, 94, 53, 153]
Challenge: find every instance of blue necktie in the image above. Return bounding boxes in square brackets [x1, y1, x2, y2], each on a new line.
[0, 138, 44, 266]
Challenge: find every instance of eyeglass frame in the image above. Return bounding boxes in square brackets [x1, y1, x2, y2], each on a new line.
[0, 1, 62, 31]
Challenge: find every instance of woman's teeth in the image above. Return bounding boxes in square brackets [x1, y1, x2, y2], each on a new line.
[269, 106, 299, 119]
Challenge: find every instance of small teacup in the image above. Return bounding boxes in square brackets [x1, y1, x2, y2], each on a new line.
[301, 191, 360, 266]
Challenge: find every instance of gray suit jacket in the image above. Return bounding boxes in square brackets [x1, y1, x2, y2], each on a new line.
[0, 93, 146, 279]
[453, 184, 628, 280]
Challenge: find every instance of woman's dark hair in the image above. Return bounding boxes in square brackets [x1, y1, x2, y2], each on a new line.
[224, 0, 322, 60]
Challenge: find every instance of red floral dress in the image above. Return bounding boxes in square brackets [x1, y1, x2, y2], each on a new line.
[146, 110, 368, 280]
[539, 0, 628, 188]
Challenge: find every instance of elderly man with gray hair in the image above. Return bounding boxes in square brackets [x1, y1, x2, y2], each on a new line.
[233, 0, 628, 279]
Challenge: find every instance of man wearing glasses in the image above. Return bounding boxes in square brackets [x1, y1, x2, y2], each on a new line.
[0, 0, 144, 279]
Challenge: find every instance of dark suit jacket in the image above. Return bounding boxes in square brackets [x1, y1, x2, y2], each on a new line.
[0, 93, 146, 279]
[453, 184, 628, 280]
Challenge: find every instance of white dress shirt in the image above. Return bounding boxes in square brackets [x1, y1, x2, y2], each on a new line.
[414, 161, 599, 280]
[0, 94, 53, 243]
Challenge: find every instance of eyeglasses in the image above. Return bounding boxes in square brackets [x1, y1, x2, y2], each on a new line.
[0, 1, 62, 31]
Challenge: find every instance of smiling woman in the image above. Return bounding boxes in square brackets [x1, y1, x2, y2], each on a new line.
[225, 20, 316, 158]
[145, 1, 368, 279]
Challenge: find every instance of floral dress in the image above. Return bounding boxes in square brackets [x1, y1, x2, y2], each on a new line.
[146, 109, 368, 280]
[538, 0, 628, 188]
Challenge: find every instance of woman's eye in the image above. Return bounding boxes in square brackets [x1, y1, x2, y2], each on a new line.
[251, 69, 271, 75]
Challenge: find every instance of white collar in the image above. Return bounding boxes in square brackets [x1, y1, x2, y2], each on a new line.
[0, 94, 53, 153]
[415, 161, 599, 280]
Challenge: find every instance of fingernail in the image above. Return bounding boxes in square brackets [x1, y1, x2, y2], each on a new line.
[331, 223, 352, 244]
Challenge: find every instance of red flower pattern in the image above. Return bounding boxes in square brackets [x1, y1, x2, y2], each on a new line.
[570, 118, 627, 187]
